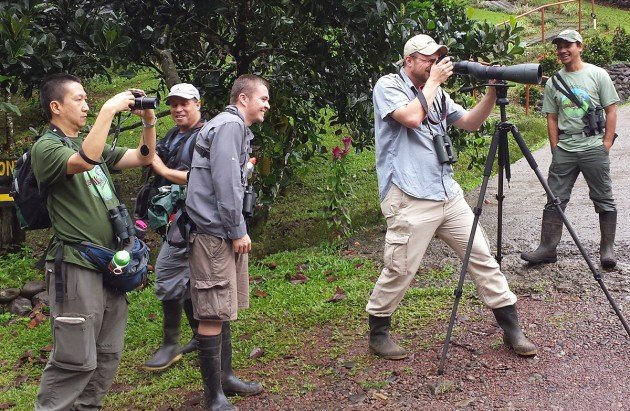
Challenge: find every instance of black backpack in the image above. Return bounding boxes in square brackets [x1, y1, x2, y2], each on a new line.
[10, 135, 69, 230]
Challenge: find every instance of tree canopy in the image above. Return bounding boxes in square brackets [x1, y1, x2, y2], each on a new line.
[1, 0, 526, 198]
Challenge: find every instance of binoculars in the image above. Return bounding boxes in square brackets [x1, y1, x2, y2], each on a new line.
[108, 204, 136, 246]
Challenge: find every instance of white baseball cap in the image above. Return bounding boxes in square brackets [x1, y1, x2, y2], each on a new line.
[397, 34, 448, 65]
[166, 83, 200, 104]
[552, 29, 584, 44]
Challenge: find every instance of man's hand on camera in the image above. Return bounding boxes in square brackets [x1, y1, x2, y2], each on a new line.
[233, 234, 251, 254]
[102, 90, 135, 116]
[430, 56, 453, 84]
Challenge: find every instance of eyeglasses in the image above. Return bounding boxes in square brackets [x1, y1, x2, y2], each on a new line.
[410, 55, 438, 65]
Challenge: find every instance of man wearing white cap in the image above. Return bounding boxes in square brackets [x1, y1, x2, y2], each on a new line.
[522, 30, 619, 269]
[366, 34, 537, 360]
[143, 83, 205, 371]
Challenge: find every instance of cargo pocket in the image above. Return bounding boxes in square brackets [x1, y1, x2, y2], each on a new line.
[194, 279, 232, 320]
[51, 313, 96, 371]
[383, 231, 410, 276]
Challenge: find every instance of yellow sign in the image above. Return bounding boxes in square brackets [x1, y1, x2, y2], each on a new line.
[0, 159, 16, 177]
[0, 193, 13, 202]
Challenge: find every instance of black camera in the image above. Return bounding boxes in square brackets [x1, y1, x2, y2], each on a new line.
[131, 91, 159, 110]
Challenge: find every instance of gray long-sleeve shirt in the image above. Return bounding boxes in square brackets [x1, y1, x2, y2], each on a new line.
[186, 106, 253, 239]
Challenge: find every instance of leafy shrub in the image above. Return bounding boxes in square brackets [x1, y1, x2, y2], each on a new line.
[611, 27, 630, 62]
[536, 45, 563, 76]
[517, 84, 544, 107]
[583, 34, 614, 67]
[0, 246, 41, 289]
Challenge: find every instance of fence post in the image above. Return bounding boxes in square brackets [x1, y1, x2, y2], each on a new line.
[541, 8, 546, 43]
[525, 84, 531, 115]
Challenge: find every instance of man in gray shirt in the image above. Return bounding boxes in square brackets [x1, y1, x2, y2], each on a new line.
[186, 74, 269, 410]
[366, 34, 537, 360]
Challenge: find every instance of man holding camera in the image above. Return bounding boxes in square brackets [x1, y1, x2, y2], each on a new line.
[33, 74, 156, 410]
[521, 29, 620, 268]
[142, 83, 205, 371]
[366, 34, 537, 360]
[185, 74, 269, 410]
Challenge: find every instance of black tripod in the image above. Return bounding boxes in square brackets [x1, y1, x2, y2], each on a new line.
[437, 82, 630, 375]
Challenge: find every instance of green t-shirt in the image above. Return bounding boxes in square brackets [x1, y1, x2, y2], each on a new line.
[31, 129, 127, 269]
[542, 63, 619, 152]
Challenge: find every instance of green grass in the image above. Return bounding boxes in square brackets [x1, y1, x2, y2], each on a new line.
[0, 246, 42, 288]
[468, 6, 514, 25]
[0, 246, 468, 409]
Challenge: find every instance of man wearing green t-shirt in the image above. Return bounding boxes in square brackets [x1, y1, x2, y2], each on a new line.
[33, 73, 156, 410]
[521, 30, 620, 268]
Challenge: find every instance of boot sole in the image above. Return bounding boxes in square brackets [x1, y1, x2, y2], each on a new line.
[521, 255, 557, 264]
[142, 353, 183, 371]
[369, 348, 408, 360]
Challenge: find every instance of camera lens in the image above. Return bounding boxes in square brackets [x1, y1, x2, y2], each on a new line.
[133, 96, 159, 110]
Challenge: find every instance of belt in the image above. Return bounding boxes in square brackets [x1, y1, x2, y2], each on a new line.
[558, 131, 586, 140]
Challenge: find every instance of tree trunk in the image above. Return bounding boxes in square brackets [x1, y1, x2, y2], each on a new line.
[2, 91, 14, 150]
[0, 207, 24, 248]
[155, 48, 181, 89]
[154, 25, 181, 89]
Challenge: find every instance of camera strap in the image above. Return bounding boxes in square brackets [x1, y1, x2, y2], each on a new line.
[551, 73, 589, 111]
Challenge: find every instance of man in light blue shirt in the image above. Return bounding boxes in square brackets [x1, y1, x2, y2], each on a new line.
[366, 34, 537, 360]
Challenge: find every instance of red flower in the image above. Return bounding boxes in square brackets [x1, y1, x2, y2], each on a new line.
[332, 146, 342, 160]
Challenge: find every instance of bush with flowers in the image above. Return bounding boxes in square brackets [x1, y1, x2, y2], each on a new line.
[321, 135, 354, 240]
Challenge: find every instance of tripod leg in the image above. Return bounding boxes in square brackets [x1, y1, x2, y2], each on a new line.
[510, 125, 630, 336]
[495, 127, 511, 266]
[437, 126, 503, 375]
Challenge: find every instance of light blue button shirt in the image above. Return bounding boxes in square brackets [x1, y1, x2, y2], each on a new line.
[373, 69, 466, 201]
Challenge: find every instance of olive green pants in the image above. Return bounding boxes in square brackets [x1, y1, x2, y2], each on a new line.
[35, 262, 128, 411]
[546, 145, 616, 213]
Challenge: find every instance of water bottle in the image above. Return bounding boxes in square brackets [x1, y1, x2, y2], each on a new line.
[108, 250, 130, 275]
[246, 157, 256, 179]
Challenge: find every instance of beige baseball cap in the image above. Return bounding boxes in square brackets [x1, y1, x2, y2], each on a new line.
[552, 29, 583, 44]
[166, 83, 200, 104]
[397, 34, 448, 64]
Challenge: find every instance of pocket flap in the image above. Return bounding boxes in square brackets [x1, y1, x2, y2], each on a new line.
[385, 231, 410, 245]
[195, 279, 230, 290]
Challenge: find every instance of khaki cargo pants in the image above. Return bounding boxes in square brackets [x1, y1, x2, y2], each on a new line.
[366, 185, 517, 317]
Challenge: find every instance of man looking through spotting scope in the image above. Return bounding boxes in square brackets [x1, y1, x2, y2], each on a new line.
[521, 29, 620, 268]
[366, 34, 537, 360]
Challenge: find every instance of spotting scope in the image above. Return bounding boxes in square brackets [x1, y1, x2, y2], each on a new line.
[453, 61, 542, 84]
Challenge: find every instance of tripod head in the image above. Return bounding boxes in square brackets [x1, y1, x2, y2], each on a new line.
[460, 81, 512, 121]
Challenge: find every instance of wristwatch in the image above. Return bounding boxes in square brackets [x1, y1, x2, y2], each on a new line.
[142, 118, 157, 128]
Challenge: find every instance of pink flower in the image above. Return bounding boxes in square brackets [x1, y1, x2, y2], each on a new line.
[332, 146, 342, 160]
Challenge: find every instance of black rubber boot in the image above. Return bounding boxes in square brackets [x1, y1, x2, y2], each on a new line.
[599, 211, 617, 269]
[143, 299, 183, 371]
[492, 304, 537, 357]
[368, 315, 408, 360]
[181, 298, 199, 355]
[221, 322, 263, 397]
[198, 334, 236, 411]
[521, 208, 563, 264]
